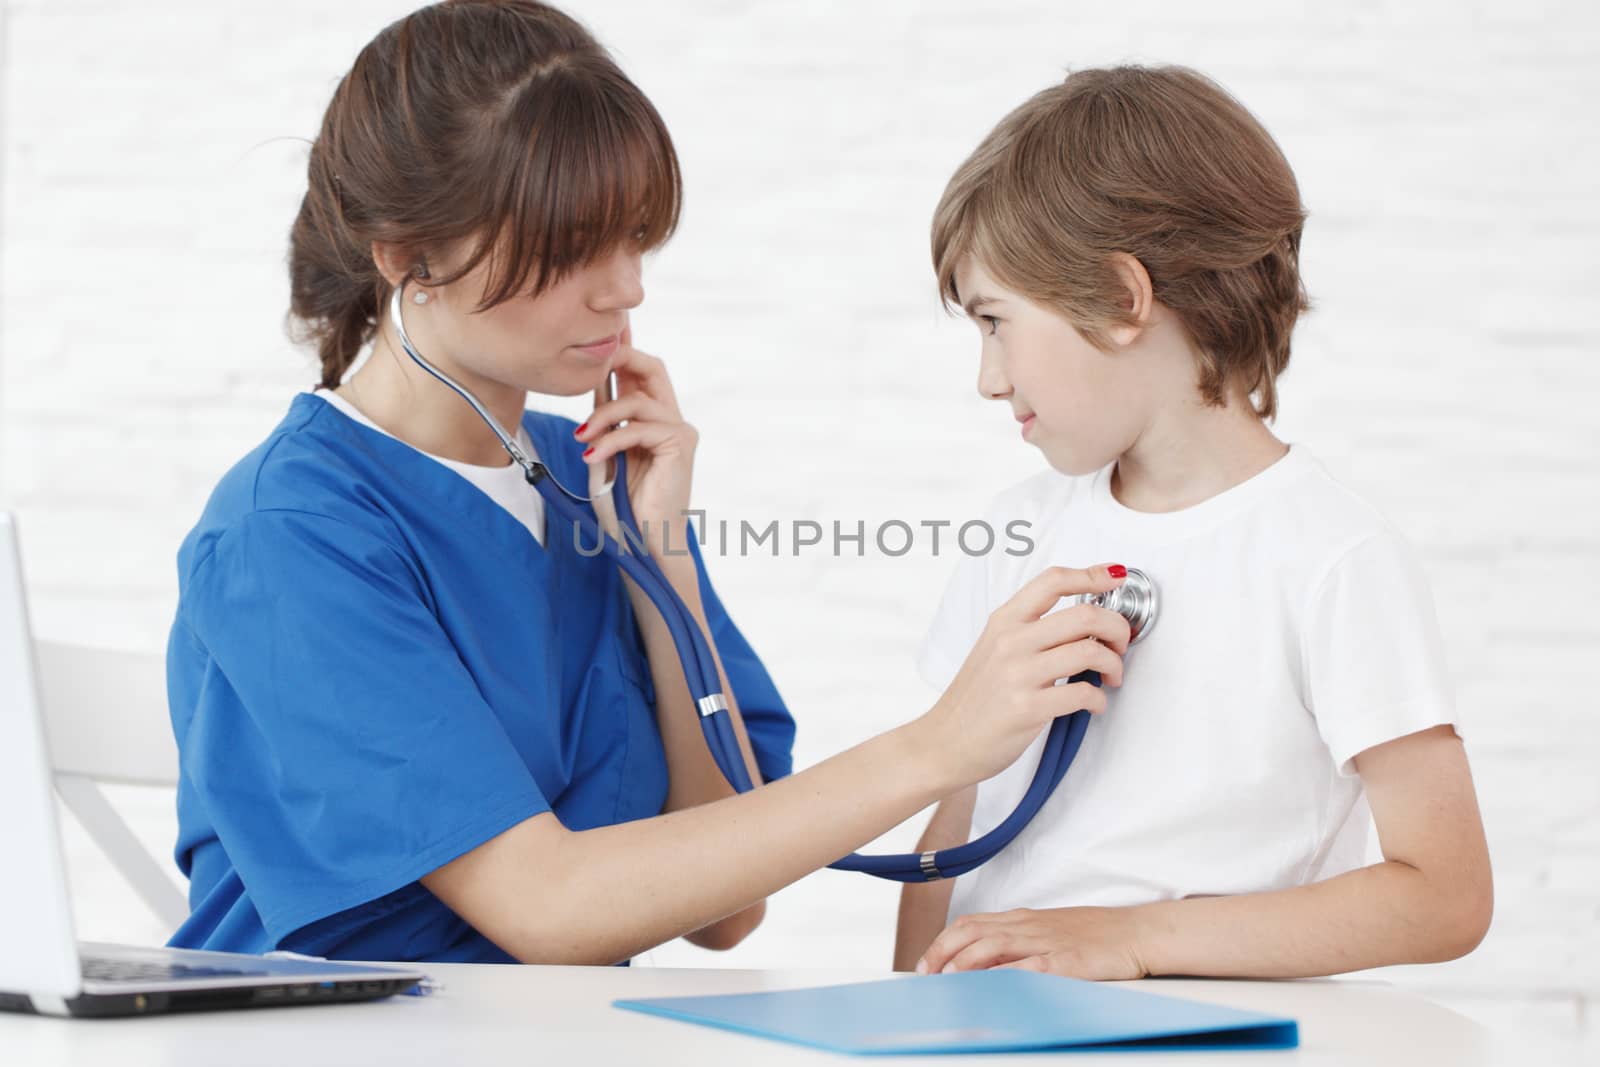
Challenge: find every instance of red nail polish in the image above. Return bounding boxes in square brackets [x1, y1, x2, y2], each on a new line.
[574, 422, 588, 437]
[1108, 564, 1127, 579]
[582, 447, 595, 459]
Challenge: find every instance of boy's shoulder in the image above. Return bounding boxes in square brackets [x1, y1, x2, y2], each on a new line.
[980, 465, 1095, 525]
[1257, 448, 1411, 565]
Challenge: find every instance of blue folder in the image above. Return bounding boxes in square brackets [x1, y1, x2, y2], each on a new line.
[615, 970, 1298, 1055]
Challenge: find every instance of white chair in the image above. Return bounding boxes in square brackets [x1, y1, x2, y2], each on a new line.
[33, 640, 188, 931]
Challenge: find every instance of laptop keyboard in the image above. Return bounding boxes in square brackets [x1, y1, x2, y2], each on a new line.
[81, 956, 258, 983]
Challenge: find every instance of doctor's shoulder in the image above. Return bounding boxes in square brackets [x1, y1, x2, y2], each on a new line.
[175, 403, 409, 586]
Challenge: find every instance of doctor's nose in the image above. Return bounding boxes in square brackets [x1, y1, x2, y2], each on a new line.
[590, 247, 645, 313]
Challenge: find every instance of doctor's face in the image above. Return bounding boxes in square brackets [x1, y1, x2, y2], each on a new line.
[953, 257, 1149, 477]
[410, 238, 646, 399]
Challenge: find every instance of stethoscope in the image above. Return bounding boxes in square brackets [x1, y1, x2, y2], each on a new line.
[388, 281, 1160, 882]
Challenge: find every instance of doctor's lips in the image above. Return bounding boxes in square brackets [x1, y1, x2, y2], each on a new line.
[1014, 409, 1037, 436]
[571, 332, 622, 359]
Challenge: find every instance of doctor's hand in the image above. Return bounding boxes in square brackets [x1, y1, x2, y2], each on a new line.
[915, 905, 1150, 980]
[576, 324, 699, 564]
[915, 565, 1130, 791]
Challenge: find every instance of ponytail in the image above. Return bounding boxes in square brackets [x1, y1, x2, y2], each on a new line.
[287, 145, 383, 389]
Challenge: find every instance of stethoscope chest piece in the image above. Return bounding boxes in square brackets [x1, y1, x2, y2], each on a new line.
[1062, 566, 1159, 645]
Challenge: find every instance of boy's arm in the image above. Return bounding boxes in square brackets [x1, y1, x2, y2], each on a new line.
[915, 725, 1493, 977]
[894, 785, 976, 971]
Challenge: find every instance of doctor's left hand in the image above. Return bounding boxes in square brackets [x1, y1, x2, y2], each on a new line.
[915, 906, 1151, 980]
[576, 324, 699, 563]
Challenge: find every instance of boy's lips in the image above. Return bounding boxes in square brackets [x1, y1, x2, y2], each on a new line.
[1015, 410, 1037, 437]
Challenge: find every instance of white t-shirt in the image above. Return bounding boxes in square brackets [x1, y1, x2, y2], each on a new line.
[916, 444, 1458, 921]
[308, 388, 546, 546]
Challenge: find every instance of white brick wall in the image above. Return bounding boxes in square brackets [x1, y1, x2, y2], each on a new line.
[2, 0, 1596, 1049]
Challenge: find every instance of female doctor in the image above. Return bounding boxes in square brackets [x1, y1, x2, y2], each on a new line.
[164, 0, 1132, 966]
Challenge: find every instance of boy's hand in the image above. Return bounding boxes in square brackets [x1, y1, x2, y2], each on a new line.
[915, 905, 1150, 980]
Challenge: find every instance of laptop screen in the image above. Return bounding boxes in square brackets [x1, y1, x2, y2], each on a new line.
[0, 513, 86, 999]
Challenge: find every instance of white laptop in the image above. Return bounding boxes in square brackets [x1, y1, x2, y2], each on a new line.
[0, 512, 425, 1017]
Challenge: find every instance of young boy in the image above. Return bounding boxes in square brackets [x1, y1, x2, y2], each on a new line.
[896, 65, 1492, 979]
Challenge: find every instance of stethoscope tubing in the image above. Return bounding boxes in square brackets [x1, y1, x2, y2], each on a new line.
[387, 281, 1095, 881]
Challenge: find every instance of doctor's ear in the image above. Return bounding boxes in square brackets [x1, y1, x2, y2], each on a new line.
[1105, 253, 1155, 348]
[370, 240, 429, 289]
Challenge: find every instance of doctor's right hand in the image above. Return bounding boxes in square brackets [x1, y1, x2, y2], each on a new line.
[915, 564, 1131, 789]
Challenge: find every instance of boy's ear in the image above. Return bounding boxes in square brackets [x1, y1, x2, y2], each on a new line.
[1106, 252, 1154, 347]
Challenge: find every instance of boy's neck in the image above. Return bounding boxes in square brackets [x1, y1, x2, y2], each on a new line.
[1109, 391, 1288, 514]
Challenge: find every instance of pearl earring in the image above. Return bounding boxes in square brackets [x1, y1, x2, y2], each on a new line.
[410, 259, 432, 305]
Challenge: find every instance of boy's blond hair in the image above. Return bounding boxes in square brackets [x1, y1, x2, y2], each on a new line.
[932, 65, 1310, 420]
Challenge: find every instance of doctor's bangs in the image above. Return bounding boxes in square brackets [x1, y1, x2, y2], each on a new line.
[466, 57, 683, 309]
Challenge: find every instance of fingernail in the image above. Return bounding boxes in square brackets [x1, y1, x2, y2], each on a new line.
[941, 962, 956, 974]
[582, 447, 595, 460]
[574, 421, 589, 437]
[915, 960, 927, 975]
[1108, 564, 1127, 579]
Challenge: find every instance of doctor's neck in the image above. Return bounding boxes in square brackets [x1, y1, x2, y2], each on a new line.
[331, 313, 532, 470]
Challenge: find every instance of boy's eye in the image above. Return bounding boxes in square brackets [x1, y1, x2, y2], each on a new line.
[979, 315, 1000, 336]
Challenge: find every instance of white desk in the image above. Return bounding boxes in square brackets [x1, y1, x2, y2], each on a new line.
[0, 964, 1561, 1064]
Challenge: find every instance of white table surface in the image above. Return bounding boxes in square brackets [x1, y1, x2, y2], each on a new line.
[0, 962, 1571, 1065]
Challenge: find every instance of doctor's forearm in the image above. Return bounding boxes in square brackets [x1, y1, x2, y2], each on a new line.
[1131, 859, 1492, 978]
[623, 554, 768, 949]
[437, 720, 955, 966]
[624, 554, 763, 811]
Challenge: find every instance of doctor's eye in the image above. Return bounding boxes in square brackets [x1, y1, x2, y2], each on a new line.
[978, 315, 1000, 336]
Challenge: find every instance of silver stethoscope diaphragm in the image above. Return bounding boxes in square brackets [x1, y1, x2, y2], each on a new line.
[1061, 566, 1159, 645]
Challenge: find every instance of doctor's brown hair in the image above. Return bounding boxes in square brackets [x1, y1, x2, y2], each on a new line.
[931, 65, 1309, 420]
[289, 0, 682, 388]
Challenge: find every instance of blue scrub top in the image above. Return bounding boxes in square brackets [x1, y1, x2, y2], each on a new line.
[165, 392, 795, 964]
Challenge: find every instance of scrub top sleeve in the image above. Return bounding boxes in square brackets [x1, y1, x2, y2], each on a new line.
[683, 519, 796, 782]
[1302, 528, 1460, 778]
[178, 508, 552, 944]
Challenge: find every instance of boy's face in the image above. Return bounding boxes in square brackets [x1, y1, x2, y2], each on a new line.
[954, 257, 1147, 476]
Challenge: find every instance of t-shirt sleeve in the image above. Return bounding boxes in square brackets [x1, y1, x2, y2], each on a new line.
[176, 508, 552, 944]
[684, 519, 796, 782]
[1301, 528, 1459, 778]
[915, 545, 993, 694]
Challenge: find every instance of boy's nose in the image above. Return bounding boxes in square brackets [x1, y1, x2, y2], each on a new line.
[976, 348, 1011, 401]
